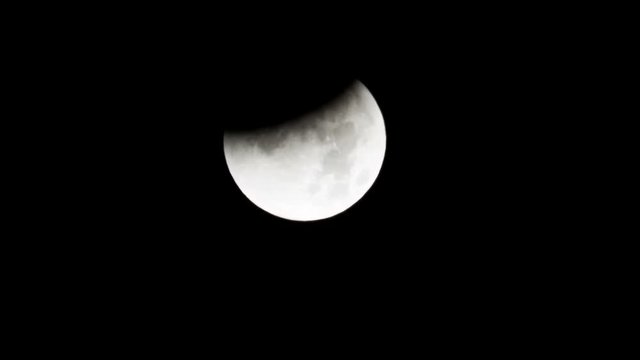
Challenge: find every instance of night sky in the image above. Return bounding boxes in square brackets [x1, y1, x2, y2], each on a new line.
[28, 6, 567, 333]
[58, 7, 551, 268]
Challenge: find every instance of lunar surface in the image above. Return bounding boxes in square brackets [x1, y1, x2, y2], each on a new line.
[223, 80, 386, 221]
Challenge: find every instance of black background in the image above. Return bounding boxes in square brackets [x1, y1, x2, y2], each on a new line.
[39, 8, 554, 272]
[7, 4, 623, 349]
[18, 5, 576, 334]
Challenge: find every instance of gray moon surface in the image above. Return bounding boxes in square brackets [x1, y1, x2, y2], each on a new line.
[223, 80, 386, 221]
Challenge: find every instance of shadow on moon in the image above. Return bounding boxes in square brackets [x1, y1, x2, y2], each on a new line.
[222, 73, 356, 133]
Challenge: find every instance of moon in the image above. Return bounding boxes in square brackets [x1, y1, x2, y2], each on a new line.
[223, 80, 386, 221]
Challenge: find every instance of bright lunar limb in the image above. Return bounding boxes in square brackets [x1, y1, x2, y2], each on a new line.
[223, 80, 386, 221]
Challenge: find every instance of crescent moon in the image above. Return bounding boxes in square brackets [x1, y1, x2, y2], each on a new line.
[223, 80, 386, 221]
